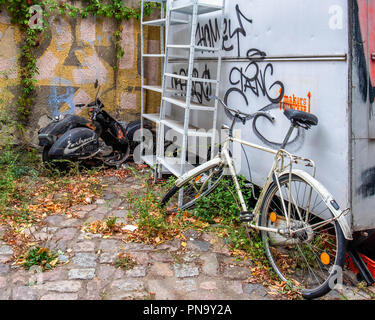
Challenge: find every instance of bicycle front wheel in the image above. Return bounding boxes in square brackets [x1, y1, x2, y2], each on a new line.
[161, 163, 224, 211]
[260, 173, 346, 299]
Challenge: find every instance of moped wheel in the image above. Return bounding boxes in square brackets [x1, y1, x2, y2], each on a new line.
[103, 147, 130, 168]
[161, 163, 224, 211]
[259, 174, 346, 299]
[42, 146, 51, 162]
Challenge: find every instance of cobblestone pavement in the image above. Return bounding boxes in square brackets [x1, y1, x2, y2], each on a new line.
[0, 173, 373, 300]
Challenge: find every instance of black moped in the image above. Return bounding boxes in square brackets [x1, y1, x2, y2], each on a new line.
[38, 81, 150, 168]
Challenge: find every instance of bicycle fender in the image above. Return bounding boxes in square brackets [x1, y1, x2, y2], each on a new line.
[280, 169, 352, 240]
[175, 158, 223, 188]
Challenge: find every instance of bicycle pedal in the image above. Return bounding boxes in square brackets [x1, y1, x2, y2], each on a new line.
[239, 211, 254, 223]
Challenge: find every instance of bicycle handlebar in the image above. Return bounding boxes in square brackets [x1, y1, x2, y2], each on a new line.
[209, 95, 273, 124]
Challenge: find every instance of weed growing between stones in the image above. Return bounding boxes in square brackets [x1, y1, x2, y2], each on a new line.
[114, 252, 137, 271]
[17, 246, 58, 271]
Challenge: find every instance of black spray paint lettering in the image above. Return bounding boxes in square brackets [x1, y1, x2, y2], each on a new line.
[171, 65, 212, 104]
[224, 48, 285, 105]
[357, 167, 375, 198]
[181, 3, 301, 150]
[195, 4, 252, 57]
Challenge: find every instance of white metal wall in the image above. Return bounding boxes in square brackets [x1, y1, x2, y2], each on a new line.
[167, 0, 354, 228]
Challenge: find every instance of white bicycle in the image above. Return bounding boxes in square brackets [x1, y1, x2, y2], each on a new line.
[161, 96, 352, 299]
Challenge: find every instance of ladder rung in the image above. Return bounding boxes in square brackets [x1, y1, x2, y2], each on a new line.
[157, 157, 195, 177]
[142, 18, 188, 26]
[160, 118, 214, 137]
[171, 0, 224, 15]
[167, 44, 219, 52]
[164, 73, 219, 84]
[142, 113, 160, 123]
[163, 96, 214, 111]
[142, 18, 166, 26]
[142, 54, 165, 58]
[143, 85, 181, 94]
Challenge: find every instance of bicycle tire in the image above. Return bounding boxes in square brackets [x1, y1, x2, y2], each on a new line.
[259, 173, 346, 299]
[161, 163, 224, 211]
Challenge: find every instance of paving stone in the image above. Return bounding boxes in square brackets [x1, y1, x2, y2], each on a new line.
[79, 204, 98, 212]
[86, 281, 103, 300]
[41, 227, 58, 233]
[58, 254, 69, 263]
[13, 286, 38, 300]
[110, 210, 128, 218]
[95, 199, 106, 205]
[200, 253, 219, 276]
[223, 265, 252, 280]
[40, 280, 82, 292]
[99, 252, 117, 264]
[183, 229, 200, 240]
[199, 281, 217, 290]
[125, 265, 147, 278]
[99, 239, 120, 251]
[122, 242, 153, 251]
[55, 228, 78, 241]
[0, 245, 13, 255]
[182, 252, 200, 262]
[97, 264, 116, 280]
[0, 255, 11, 263]
[33, 232, 50, 241]
[0, 263, 9, 275]
[149, 252, 173, 263]
[107, 198, 123, 209]
[44, 215, 66, 226]
[40, 293, 78, 300]
[73, 241, 96, 252]
[41, 268, 67, 282]
[59, 219, 81, 227]
[176, 279, 197, 292]
[149, 262, 173, 277]
[90, 213, 105, 221]
[75, 211, 88, 219]
[147, 279, 178, 300]
[77, 232, 102, 240]
[103, 192, 116, 200]
[71, 253, 97, 268]
[68, 268, 96, 280]
[132, 252, 149, 264]
[0, 276, 7, 288]
[23, 226, 38, 236]
[187, 240, 211, 252]
[155, 240, 180, 251]
[11, 270, 30, 285]
[110, 279, 145, 292]
[0, 288, 10, 300]
[173, 263, 199, 278]
[113, 268, 125, 279]
[226, 281, 244, 295]
[243, 283, 269, 297]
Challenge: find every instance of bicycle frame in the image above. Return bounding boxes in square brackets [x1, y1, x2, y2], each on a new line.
[219, 122, 310, 227]
[174, 111, 352, 240]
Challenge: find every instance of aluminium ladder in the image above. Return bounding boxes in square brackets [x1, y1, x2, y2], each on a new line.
[157, 0, 226, 206]
[140, 0, 188, 171]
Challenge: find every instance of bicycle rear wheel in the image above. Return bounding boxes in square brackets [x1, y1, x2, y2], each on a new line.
[161, 163, 224, 211]
[259, 173, 346, 299]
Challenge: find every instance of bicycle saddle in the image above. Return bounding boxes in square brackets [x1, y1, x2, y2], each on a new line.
[283, 108, 318, 129]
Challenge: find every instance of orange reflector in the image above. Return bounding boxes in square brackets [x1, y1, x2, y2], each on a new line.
[269, 212, 277, 223]
[321, 252, 330, 265]
[194, 193, 200, 199]
[195, 176, 202, 182]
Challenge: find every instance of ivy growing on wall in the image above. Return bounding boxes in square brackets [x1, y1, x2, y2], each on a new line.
[0, 0, 157, 126]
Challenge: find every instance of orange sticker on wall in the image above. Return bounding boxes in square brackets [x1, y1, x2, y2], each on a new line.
[280, 91, 312, 113]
